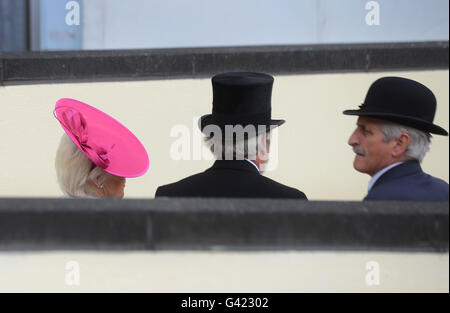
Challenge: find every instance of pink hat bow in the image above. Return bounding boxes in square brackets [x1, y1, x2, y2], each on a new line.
[59, 109, 110, 169]
[54, 98, 149, 178]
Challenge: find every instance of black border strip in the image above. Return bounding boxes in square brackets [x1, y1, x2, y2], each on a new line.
[0, 198, 448, 251]
[0, 41, 448, 84]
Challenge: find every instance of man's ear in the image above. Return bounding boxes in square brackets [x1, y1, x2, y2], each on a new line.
[260, 132, 269, 156]
[265, 131, 271, 153]
[392, 133, 410, 158]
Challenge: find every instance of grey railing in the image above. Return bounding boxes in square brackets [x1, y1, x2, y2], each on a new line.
[0, 41, 448, 84]
[0, 198, 447, 252]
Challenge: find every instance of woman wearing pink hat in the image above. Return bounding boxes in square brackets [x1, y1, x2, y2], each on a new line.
[54, 98, 149, 198]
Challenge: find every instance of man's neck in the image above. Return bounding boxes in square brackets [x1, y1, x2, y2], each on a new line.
[245, 158, 260, 172]
[368, 161, 405, 191]
[369, 156, 411, 177]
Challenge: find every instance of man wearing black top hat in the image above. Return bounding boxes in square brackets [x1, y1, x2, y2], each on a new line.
[155, 72, 307, 199]
[344, 76, 449, 201]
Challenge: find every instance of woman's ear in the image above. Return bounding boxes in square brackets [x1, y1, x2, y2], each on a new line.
[87, 177, 102, 190]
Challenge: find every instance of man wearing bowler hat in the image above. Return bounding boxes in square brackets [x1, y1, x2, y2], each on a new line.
[156, 72, 307, 199]
[344, 76, 449, 201]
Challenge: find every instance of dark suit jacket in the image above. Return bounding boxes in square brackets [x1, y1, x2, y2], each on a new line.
[155, 160, 307, 199]
[365, 160, 449, 201]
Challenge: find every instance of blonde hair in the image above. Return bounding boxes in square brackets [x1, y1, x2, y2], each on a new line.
[55, 134, 108, 197]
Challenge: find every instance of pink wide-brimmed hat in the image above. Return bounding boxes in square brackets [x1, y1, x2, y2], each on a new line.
[54, 98, 149, 178]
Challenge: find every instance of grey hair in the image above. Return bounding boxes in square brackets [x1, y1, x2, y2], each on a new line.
[204, 131, 269, 160]
[378, 122, 431, 163]
[55, 133, 108, 197]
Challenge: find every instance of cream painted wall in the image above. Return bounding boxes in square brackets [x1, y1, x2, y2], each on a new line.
[0, 251, 448, 292]
[0, 71, 448, 199]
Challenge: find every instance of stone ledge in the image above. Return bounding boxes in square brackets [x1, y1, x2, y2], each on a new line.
[0, 41, 448, 84]
[0, 198, 447, 251]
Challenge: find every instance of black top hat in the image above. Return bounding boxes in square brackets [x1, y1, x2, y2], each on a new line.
[199, 72, 285, 135]
[343, 77, 448, 136]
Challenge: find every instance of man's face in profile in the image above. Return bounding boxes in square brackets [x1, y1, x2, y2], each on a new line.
[348, 117, 396, 176]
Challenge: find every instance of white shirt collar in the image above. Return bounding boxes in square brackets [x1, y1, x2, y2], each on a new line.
[245, 159, 260, 172]
[368, 162, 404, 191]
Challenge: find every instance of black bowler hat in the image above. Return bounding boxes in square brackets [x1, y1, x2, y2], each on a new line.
[343, 77, 448, 136]
[199, 72, 285, 135]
